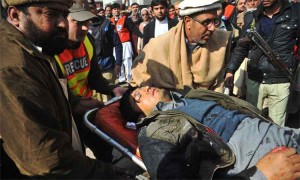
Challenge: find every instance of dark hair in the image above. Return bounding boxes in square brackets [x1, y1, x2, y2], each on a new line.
[1, 4, 7, 19]
[105, 4, 112, 10]
[119, 87, 140, 123]
[151, 0, 169, 9]
[15, 4, 30, 15]
[169, 5, 175, 9]
[131, 2, 139, 7]
[98, 8, 104, 12]
[112, 2, 120, 9]
[88, 0, 96, 7]
[1, 3, 30, 19]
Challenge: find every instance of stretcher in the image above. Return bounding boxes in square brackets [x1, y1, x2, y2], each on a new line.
[83, 97, 147, 171]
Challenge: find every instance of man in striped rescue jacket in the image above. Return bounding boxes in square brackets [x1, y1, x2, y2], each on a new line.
[55, 3, 126, 100]
[120, 86, 300, 179]
[55, 3, 127, 162]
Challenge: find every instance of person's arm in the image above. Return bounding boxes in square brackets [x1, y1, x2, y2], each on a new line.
[137, 23, 144, 53]
[137, 37, 142, 54]
[87, 35, 119, 95]
[225, 11, 254, 87]
[88, 52, 117, 95]
[233, 147, 300, 180]
[72, 96, 104, 116]
[143, 24, 150, 47]
[56, 59, 104, 113]
[112, 29, 122, 66]
[0, 67, 126, 178]
[125, 17, 143, 38]
[68, 87, 103, 114]
[89, 55, 127, 97]
[225, 31, 251, 88]
[256, 147, 300, 180]
[112, 29, 122, 75]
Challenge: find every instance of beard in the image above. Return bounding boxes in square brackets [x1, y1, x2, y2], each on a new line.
[23, 17, 68, 56]
[192, 31, 213, 45]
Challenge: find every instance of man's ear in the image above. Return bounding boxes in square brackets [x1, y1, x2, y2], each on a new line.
[184, 16, 192, 30]
[7, 6, 22, 27]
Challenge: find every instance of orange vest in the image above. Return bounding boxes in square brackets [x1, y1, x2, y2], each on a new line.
[223, 4, 235, 20]
[55, 36, 94, 97]
[111, 16, 131, 43]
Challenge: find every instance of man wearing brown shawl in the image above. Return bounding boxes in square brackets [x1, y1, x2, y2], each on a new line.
[130, 0, 232, 93]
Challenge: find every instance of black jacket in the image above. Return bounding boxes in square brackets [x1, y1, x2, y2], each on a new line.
[227, 1, 299, 84]
[89, 16, 123, 66]
[143, 17, 178, 47]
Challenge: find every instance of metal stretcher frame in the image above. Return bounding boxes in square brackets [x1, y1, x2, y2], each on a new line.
[83, 97, 147, 171]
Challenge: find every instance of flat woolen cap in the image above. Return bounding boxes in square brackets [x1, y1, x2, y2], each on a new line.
[2, 0, 74, 8]
[69, 3, 96, 22]
[179, 0, 222, 16]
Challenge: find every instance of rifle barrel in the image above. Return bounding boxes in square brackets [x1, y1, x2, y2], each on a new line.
[247, 30, 300, 91]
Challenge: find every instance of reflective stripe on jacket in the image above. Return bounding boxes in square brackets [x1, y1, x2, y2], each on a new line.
[55, 36, 94, 97]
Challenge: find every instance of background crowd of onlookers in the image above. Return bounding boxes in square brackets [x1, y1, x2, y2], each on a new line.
[85, 0, 180, 84]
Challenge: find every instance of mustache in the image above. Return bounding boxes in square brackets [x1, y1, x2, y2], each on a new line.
[201, 32, 212, 38]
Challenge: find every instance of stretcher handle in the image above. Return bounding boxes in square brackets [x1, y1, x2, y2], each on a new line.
[83, 97, 147, 171]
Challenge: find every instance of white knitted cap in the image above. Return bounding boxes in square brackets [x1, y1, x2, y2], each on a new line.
[179, 0, 222, 16]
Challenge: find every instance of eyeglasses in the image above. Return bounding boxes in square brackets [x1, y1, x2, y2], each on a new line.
[191, 17, 221, 28]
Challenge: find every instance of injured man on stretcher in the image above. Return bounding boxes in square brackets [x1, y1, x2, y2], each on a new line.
[119, 86, 300, 180]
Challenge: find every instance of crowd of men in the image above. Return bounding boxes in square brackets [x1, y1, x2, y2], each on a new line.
[0, 0, 299, 179]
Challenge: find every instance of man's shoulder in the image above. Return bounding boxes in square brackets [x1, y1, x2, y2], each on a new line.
[143, 29, 172, 49]
[144, 19, 155, 30]
[0, 21, 32, 69]
[123, 15, 132, 22]
[244, 10, 255, 22]
[86, 33, 95, 44]
[102, 18, 113, 26]
[291, 3, 300, 17]
[0, 40, 25, 70]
